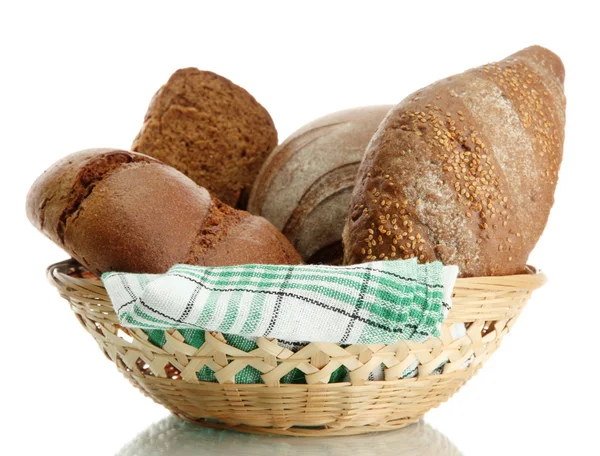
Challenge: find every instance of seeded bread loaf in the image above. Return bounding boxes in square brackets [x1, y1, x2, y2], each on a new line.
[26, 149, 301, 275]
[132, 68, 278, 209]
[343, 46, 565, 277]
[248, 106, 392, 264]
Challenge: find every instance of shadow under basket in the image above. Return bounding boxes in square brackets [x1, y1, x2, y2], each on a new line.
[48, 260, 546, 436]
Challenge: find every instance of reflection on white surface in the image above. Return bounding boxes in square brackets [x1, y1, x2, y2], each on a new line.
[116, 417, 462, 456]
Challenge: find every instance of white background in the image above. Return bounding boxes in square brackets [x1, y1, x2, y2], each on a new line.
[1, 1, 598, 454]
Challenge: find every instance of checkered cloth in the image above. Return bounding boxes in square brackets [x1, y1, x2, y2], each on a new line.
[102, 258, 458, 345]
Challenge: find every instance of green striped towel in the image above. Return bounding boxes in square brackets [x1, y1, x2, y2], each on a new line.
[102, 259, 458, 345]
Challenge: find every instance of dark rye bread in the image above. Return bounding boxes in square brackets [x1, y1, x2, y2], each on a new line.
[26, 148, 160, 248]
[26, 149, 301, 275]
[248, 106, 392, 264]
[343, 46, 566, 277]
[132, 68, 278, 208]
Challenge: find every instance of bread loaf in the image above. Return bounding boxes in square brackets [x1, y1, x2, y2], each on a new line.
[343, 46, 565, 277]
[248, 106, 392, 264]
[26, 149, 301, 275]
[132, 68, 278, 208]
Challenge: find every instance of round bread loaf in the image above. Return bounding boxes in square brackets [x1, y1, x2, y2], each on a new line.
[132, 68, 278, 209]
[248, 106, 392, 264]
[343, 46, 566, 277]
[26, 149, 301, 275]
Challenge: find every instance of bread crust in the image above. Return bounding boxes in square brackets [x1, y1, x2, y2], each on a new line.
[248, 106, 392, 264]
[27, 149, 301, 275]
[343, 46, 566, 277]
[26, 149, 159, 248]
[132, 68, 278, 208]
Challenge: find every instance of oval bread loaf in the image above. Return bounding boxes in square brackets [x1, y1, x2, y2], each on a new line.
[26, 149, 301, 275]
[343, 46, 566, 277]
[248, 106, 392, 264]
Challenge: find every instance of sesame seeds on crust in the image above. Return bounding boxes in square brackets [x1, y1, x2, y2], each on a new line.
[344, 47, 565, 277]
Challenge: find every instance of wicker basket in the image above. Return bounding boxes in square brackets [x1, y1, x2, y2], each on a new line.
[48, 259, 546, 436]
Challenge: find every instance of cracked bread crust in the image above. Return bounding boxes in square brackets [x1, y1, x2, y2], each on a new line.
[27, 149, 301, 275]
[26, 148, 158, 248]
[64, 161, 213, 275]
[132, 68, 278, 208]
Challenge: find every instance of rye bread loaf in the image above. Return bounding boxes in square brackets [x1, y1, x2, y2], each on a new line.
[343, 46, 566, 277]
[26, 149, 301, 275]
[248, 106, 392, 264]
[132, 68, 278, 209]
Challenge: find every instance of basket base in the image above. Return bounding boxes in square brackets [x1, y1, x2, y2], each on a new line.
[121, 365, 482, 437]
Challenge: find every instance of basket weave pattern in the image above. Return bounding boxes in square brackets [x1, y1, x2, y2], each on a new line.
[48, 260, 545, 436]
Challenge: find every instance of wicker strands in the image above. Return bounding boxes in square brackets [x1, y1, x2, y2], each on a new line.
[48, 260, 546, 436]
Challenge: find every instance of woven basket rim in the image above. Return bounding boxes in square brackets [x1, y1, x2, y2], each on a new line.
[46, 258, 547, 333]
[46, 258, 548, 294]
